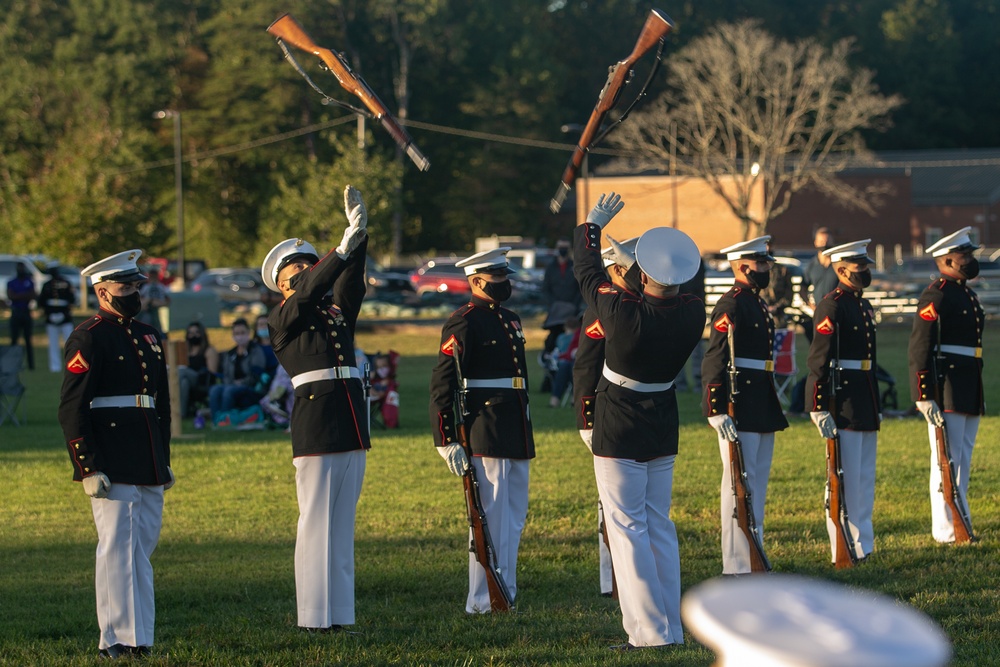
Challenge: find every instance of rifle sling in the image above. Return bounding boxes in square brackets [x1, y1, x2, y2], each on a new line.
[277, 39, 374, 119]
[590, 39, 666, 149]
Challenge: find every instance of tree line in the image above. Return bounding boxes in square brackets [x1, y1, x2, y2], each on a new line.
[1, 0, 997, 267]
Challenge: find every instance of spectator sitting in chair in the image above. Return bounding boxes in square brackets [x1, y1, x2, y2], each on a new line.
[209, 318, 267, 423]
[369, 352, 400, 428]
[178, 321, 219, 418]
[549, 316, 581, 407]
[260, 364, 294, 430]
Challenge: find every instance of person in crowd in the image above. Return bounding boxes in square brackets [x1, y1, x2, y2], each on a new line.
[800, 228, 839, 342]
[178, 321, 219, 418]
[541, 238, 584, 359]
[136, 268, 170, 333]
[255, 312, 279, 377]
[549, 315, 581, 407]
[761, 238, 795, 329]
[576, 192, 705, 649]
[57, 248, 174, 659]
[262, 185, 370, 632]
[907, 227, 985, 543]
[7, 262, 37, 370]
[39, 262, 76, 372]
[369, 352, 400, 428]
[208, 318, 267, 422]
[429, 246, 534, 614]
[806, 239, 879, 564]
[701, 236, 788, 574]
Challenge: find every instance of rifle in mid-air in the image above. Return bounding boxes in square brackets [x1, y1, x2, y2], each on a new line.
[725, 323, 771, 573]
[932, 320, 975, 543]
[453, 354, 513, 612]
[267, 13, 431, 172]
[826, 328, 859, 569]
[549, 9, 673, 213]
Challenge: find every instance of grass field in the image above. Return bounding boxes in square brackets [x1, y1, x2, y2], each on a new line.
[1, 319, 998, 666]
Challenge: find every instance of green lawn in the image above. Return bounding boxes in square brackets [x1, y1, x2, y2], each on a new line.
[1, 321, 998, 666]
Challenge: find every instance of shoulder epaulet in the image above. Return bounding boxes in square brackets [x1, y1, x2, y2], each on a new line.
[454, 303, 476, 319]
[83, 316, 102, 331]
[622, 292, 643, 303]
[933, 278, 947, 290]
[830, 288, 846, 301]
[730, 286, 742, 297]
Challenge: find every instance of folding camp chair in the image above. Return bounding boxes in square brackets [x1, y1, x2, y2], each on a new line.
[0, 345, 26, 426]
[772, 328, 797, 410]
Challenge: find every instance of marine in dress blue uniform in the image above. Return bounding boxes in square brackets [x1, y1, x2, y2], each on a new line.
[57, 249, 174, 659]
[572, 237, 641, 596]
[701, 236, 788, 574]
[262, 185, 370, 631]
[39, 262, 76, 372]
[907, 227, 985, 543]
[576, 193, 706, 649]
[805, 240, 879, 562]
[428, 247, 535, 613]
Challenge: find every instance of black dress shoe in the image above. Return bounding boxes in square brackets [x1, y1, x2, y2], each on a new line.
[128, 646, 152, 657]
[98, 644, 128, 659]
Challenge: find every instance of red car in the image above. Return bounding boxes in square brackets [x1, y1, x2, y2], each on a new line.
[409, 258, 471, 296]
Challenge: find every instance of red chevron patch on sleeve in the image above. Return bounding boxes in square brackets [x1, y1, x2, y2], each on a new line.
[67, 351, 90, 374]
[597, 283, 619, 295]
[816, 316, 835, 335]
[440, 335, 461, 357]
[713, 314, 733, 333]
[919, 303, 938, 321]
[585, 320, 605, 339]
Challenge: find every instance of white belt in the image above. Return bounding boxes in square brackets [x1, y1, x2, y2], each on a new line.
[733, 357, 774, 372]
[90, 395, 156, 409]
[465, 377, 526, 390]
[291, 366, 361, 388]
[602, 363, 674, 393]
[838, 359, 872, 371]
[940, 345, 982, 358]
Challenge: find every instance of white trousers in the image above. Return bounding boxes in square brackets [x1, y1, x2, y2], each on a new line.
[91, 484, 164, 650]
[467, 457, 530, 614]
[718, 431, 774, 574]
[48, 322, 74, 372]
[928, 413, 979, 542]
[594, 455, 683, 646]
[824, 429, 877, 561]
[293, 450, 366, 628]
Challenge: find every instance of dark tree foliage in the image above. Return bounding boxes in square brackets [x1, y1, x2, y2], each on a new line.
[1, 0, 997, 264]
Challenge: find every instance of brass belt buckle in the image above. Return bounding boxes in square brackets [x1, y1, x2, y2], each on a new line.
[861, 360, 872, 371]
[512, 377, 525, 390]
[975, 347, 983, 358]
[764, 360, 774, 372]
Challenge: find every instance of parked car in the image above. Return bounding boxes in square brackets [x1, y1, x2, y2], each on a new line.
[367, 261, 415, 299]
[409, 258, 470, 296]
[0, 254, 46, 305]
[188, 268, 267, 306]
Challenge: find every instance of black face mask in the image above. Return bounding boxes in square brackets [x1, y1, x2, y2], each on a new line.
[623, 264, 644, 294]
[848, 269, 872, 289]
[741, 266, 770, 290]
[557, 247, 569, 258]
[288, 271, 307, 292]
[110, 291, 142, 318]
[187, 335, 203, 345]
[957, 258, 980, 280]
[481, 279, 512, 303]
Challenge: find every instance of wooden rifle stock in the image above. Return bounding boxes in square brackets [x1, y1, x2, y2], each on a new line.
[934, 425, 975, 543]
[267, 13, 431, 171]
[826, 432, 858, 569]
[550, 9, 673, 213]
[452, 357, 512, 612]
[727, 405, 771, 573]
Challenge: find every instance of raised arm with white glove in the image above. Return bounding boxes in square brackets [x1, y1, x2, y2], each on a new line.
[335, 184, 368, 258]
[810, 411, 838, 439]
[82, 472, 111, 499]
[915, 400, 945, 427]
[708, 414, 739, 442]
[437, 443, 470, 476]
[586, 192, 625, 229]
[605, 234, 636, 269]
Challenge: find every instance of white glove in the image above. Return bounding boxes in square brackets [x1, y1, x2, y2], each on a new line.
[916, 400, 945, 427]
[810, 411, 838, 439]
[605, 234, 636, 269]
[164, 466, 175, 491]
[437, 443, 470, 476]
[579, 429, 594, 453]
[585, 192, 625, 229]
[708, 414, 739, 442]
[335, 185, 368, 257]
[83, 472, 111, 499]
[344, 184, 367, 231]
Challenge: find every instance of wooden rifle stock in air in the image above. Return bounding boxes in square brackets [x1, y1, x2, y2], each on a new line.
[725, 324, 771, 573]
[452, 357, 513, 612]
[267, 13, 431, 172]
[550, 9, 673, 213]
